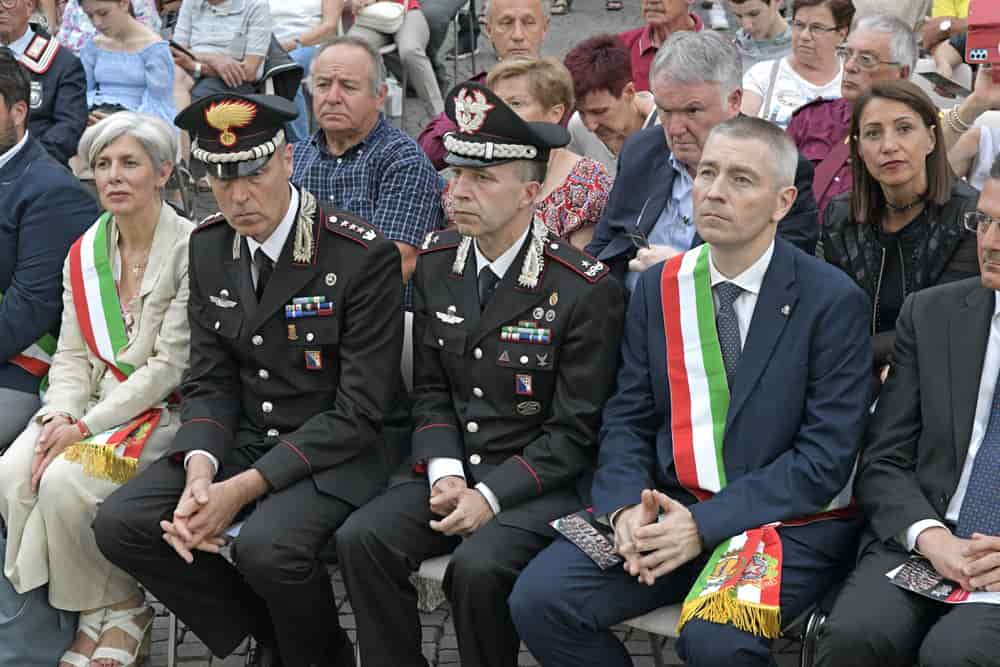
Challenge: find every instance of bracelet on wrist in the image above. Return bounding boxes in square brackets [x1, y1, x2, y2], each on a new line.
[76, 420, 92, 439]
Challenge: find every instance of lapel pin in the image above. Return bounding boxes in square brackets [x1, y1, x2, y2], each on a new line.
[287, 324, 298, 341]
[325, 273, 337, 286]
[532, 307, 544, 320]
[549, 292, 558, 306]
[536, 353, 549, 367]
[498, 350, 510, 363]
[545, 309, 556, 323]
[780, 305, 792, 317]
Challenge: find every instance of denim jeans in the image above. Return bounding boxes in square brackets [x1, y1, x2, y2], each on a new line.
[287, 45, 317, 143]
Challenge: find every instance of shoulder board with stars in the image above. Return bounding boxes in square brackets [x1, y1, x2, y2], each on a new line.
[544, 241, 610, 283]
[193, 212, 227, 233]
[419, 229, 461, 254]
[19, 33, 60, 75]
[324, 212, 379, 248]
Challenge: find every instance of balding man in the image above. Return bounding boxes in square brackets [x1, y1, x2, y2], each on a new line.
[416, 0, 549, 170]
[788, 14, 917, 221]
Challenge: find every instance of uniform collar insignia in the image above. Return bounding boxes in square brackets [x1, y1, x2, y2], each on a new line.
[450, 213, 548, 289]
[231, 187, 317, 264]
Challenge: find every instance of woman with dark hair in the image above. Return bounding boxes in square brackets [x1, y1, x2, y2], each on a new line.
[819, 79, 980, 376]
[741, 0, 853, 128]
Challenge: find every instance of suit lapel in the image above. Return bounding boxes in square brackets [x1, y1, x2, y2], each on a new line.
[137, 205, 180, 299]
[951, 286, 994, 467]
[725, 241, 798, 431]
[638, 190, 670, 237]
[225, 237, 256, 321]
[444, 248, 481, 335]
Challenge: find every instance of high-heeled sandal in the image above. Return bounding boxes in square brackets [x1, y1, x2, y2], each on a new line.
[90, 604, 154, 667]
[59, 608, 107, 667]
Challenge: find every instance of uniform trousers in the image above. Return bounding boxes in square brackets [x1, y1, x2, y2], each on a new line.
[0, 417, 174, 611]
[92, 448, 354, 665]
[511, 530, 844, 667]
[336, 481, 550, 667]
[815, 538, 1000, 667]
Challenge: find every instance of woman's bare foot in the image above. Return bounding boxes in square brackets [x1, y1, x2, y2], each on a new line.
[89, 595, 154, 667]
[59, 607, 105, 667]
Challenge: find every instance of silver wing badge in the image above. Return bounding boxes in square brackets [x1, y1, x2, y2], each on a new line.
[210, 295, 238, 308]
[435, 305, 464, 325]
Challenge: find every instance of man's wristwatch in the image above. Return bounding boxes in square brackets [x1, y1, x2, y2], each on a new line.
[192, 62, 203, 79]
[939, 19, 952, 36]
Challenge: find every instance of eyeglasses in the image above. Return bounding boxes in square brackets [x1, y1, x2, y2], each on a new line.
[835, 46, 901, 70]
[788, 19, 841, 35]
[963, 211, 1000, 234]
[0, 0, 22, 9]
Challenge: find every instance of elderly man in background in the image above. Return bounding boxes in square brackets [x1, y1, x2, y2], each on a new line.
[618, 0, 702, 93]
[292, 36, 444, 294]
[585, 30, 818, 290]
[0, 0, 86, 165]
[788, 14, 917, 222]
[417, 0, 549, 170]
[564, 34, 658, 177]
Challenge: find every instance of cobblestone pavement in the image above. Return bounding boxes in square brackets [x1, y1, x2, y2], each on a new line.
[162, 3, 813, 665]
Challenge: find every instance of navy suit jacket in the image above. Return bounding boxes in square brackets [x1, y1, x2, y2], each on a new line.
[585, 124, 820, 284]
[0, 137, 98, 393]
[592, 238, 872, 559]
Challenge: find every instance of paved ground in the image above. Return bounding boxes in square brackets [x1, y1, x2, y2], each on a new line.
[152, 3, 816, 665]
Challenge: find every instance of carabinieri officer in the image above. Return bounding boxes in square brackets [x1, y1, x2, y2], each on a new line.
[94, 92, 403, 667]
[336, 82, 627, 667]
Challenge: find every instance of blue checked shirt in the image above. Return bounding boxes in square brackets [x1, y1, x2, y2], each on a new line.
[291, 115, 446, 306]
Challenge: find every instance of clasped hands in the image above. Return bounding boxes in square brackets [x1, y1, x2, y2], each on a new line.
[614, 489, 703, 586]
[917, 527, 1000, 593]
[160, 454, 268, 564]
[30, 414, 81, 493]
[427, 475, 494, 537]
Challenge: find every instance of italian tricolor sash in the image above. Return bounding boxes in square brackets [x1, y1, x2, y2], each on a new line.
[662, 245, 851, 639]
[0, 289, 57, 379]
[62, 214, 154, 483]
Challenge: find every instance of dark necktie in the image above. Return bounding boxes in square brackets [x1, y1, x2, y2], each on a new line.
[254, 248, 273, 302]
[956, 373, 1000, 538]
[478, 267, 500, 311]
[715, 281, 744, 387]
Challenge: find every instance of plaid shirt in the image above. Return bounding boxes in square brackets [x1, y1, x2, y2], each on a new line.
[292, 115, 446, 306]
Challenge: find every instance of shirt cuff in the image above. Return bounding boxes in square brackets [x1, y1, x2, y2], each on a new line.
[599, 505, 634, 529]
[902, 519, 949, 553]
[184, 450, 219, 476]
[475, 482, 501, 515]
[427, 457, 465, 489]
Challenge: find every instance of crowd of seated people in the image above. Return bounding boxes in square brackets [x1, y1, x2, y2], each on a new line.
[0, 1, 1000, 666]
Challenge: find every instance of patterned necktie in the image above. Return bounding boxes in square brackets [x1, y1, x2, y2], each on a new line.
[956, 374, 1000, 538]
[715, 281, 744, 387]
[478, 267, 500, 311]
[254, 248, 273, 302]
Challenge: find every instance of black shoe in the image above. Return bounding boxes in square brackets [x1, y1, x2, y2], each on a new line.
[246, 641, 283, 667]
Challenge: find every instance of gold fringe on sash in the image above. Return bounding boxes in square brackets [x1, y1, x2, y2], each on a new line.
[678, 593, 782, 640]
[62, 443, 139, 484]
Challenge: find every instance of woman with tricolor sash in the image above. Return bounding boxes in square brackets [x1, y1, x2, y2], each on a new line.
[0, 112, 193, 667]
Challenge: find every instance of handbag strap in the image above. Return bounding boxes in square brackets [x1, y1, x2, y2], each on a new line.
[759, 58, 782, 120]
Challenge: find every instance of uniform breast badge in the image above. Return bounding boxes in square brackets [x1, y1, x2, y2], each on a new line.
[304, 350, 323, 370]
[501, 322, 551, 344]
[436, 305, 465, 325]
[515, 374, 533, 396]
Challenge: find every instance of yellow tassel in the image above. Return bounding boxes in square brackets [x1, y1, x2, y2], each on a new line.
[678, 593, 782, 639]
[62, 443, 138, 484]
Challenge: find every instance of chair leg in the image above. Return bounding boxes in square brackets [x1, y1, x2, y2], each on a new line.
[799, 609, 827, 667]
[167, 611, 178, 667]
[400, 60, 408, 127]
[647, 632, 666, 667]
[467, 0, 477, 74]
[452, 15, 459, 85]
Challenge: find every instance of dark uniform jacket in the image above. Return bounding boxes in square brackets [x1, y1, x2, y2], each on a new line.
[408, 229, 626, 535]
[19, 26, 87, 166]
[167, 188, 404, 508]
[0, 136, 98, 393]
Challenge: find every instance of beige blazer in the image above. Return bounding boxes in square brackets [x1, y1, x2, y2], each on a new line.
[42, 205, 195, 434]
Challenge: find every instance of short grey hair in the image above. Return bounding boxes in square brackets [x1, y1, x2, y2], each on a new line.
[313, 36, 386, 96]
[487, 0, 550, 21]
[852, 14, 918, 74]
[78, 112, 177, 171]
[706, 116, 798, 188]
[649, 31, 742, 100]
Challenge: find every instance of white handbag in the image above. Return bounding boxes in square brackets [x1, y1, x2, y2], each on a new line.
[354, 1, 406, 34]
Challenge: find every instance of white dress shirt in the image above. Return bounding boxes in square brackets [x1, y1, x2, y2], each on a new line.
[708, 241, 774, 348]
[425, 225, 532, 516]
[6, 25, 34, 56]
[902, 296, 1000, 551]
[185, 187, 299, 475]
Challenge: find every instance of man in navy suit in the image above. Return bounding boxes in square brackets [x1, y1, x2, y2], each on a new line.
[584, 30, 818, 291]
[511, 116, 872, 666]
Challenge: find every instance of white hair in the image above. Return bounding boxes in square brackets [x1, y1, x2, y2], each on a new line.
[649, 31, 742, 99]
[78, 112, 178, 171]
[852, 14, 919, 74]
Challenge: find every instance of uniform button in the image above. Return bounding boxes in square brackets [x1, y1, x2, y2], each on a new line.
[472, 387, 484, 398]
[252, 335, 264, 346]
[258, 368, 269, 380]
[466, 421, 479, 433]
[469, 454, 482, 465]
[438, 338, 445, 347]
[549, 242, 559, 250]
[262, 401, 273, 413]
[520, 355, 529, 365]
[306, 332, 315, 342]
[214, 321, 221, 330]
[266, 428, 279, 438]
[220, 289, 230, 297]
[330, 215, 338, 222]
[473, 348, 483, 359]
